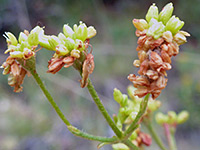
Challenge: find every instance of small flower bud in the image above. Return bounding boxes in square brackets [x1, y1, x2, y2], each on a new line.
[162, 31, 173, 43]
[166, 15, 184, 35]
[18, 32, 28, 43]
[75, 39, 85, 51]
[121, 94, 128, 107]
[148, 18, 158, 27]
[10, 51, 24, 58]
[145, 3, 159, 22]
[38, 31, 53, 50]
[177, 111, 189, 124]
[147, 21, 165, 39]
[28, 32, 39, 46]
[3, 32, 18, 46]
[173, 31, 187, 45]
[133, 59, 140, 68]
[55, 44, 69, 56]
[63, 24, 74, 38]
[130, 131, 138, 141]
[28, 26, 43, 46]
[48, 35, 60, 50]
[112, 143, 129, 150]
[87, 26, 97, 39]
[148, 99, 161, 112]
[155, 112, 168, 125]
[64, 37, 75, 51]
[167, 111, 177, 124]
[159, 3, 174, 25]
[127, 85, 137, 100]
[2, 65, 11, 75]
[132, 19, 149, 31]
[113, 88, 123, 104]
[70, 49, 80, 58]
[74, 22, 88, 42]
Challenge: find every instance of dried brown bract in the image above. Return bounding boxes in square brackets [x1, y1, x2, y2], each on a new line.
[2, 56, 28, 92]
[80, 52, 95, 88]
[47, 56, 76, 74]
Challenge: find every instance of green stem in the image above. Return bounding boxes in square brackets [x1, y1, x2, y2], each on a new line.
[87, 79, 123, 138]
[143, 119, 167, 150]
[123, 139, 139, 150]
[123, 94, 150, 139]
[30, 70, 117, 143]
[87, 79, 138, 149]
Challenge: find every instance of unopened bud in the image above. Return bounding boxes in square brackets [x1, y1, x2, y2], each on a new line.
[127, 85, 137, 100]
[166, 15, 184, 35]
[10, 51, 23, 58]
[132, 19, 148, 31]
[162, 31, 173, 43]
[113, 88, 123, 104]
[48, 35, 60, 50]
[167, 111, 177, 124]
[39, 32, 53, 50]
[177, 111, 189, 124]
[56, 44, 69, 56]
[63, 24, 74, 38]
[87, 26, 97, 39]
[174, 31, 187, 45]
[75, 39, 85, 51]
[155, 112, 168, 125]
[2, 65, 11, 75]
[159, 3, 174, 25]
[74, 22, 88, 42]
[19, 32, 28, 43]
[28, 32, 39, 46]
[148, 18, 159, 27]
[3, 32, 18, 46]
[146, 3, 159, 22]
[148, 100, 161, 112]
[147, 21, 165, 39]
[133, 60, 140, 68]
[64, 37, 75, 51]
[70, 49, 80, 58]
[112, 143, 129, 150]
[121, 94, 128, 107]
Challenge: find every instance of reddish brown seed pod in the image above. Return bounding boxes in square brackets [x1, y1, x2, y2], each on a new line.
[80, 52, 95, 88]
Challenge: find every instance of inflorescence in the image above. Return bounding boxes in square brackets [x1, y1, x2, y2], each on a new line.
[128, 3, 190, 99]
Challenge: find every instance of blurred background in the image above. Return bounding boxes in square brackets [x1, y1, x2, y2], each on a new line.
[0, 0, 200, 150]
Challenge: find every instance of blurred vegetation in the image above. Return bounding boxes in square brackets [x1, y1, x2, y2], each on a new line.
[0, 0, 200, 150]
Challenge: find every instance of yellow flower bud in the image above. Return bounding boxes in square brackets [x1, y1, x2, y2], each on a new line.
[132, 19, 148, 31]
[177, 111, 189, 124]
[87, 26, 97, 39]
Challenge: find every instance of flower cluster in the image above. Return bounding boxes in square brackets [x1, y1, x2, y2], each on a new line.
[46, 21, 96, 74]
[1, 27, 42, 92]
[128, 3, 190, 99]
[155, 110, 189, 126]
[112, 86, 161, 149]
[1, 21, 97, 92]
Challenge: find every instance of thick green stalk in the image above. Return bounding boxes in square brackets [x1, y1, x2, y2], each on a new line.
[87, 79, 123, 138]
[123, 93, 150, 139]
[30, 70, 118, 142]
[122, 139, 139, 150]
[143, 119, 167, 150]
